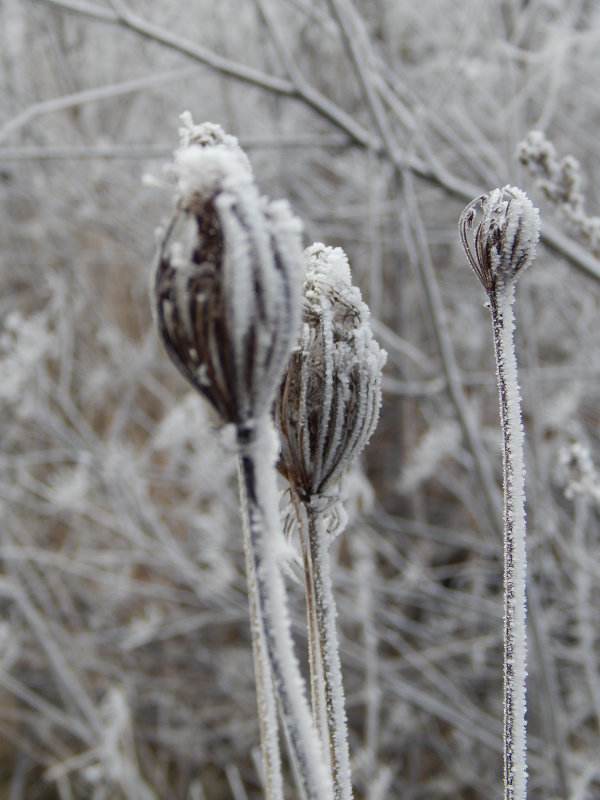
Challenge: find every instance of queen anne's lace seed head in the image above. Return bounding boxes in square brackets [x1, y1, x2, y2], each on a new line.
[275, 243, 387, 502]
[459, 185, 541, 295]
[152, 120, 303, 426]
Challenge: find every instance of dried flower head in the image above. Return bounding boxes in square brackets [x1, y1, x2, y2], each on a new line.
[152, 121, 303, 426]
[275, 243, 387, 502]
[459, 185, 541, 294]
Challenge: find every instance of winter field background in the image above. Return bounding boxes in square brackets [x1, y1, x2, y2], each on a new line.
[1, 1, 600, 798]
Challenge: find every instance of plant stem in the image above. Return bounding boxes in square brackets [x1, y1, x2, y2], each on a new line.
[296, 499, 329, 754]
[236, 417, 333, 800]
[240, 510, 283, 800]
[489, 286, 528, 800]
[305, 504, 353, 800]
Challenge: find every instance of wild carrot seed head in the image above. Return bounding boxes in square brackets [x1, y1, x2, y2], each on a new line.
[275, 243, 387, 503]
[152, 122, 303, 426]
[459, 185, 541, 295]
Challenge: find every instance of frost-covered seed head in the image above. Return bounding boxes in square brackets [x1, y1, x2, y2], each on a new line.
[152, 123, 303, 425]
[459, 185, 541, 294]
[275, 243, 387, 502]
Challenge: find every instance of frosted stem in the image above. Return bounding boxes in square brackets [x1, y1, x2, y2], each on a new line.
[236, 417, 334, 800]
[490, 286, 528, 800]
[238, 488, 284, 800]
[297, 504, 329, 752]
[305, 505, 353, 800]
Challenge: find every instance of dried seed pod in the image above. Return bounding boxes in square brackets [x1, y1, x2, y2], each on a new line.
[152, 132, 303, 426]
[459, 185, 541, 295]
[275, 243, 387, 502]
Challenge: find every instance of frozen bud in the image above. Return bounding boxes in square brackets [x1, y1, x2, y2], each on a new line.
[152, 129, 303, 426]
[275, 243, 387, 501]
[459, 185, 541, 294]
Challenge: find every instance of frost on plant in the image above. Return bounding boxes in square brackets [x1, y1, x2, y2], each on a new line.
[275, 243, 387, 509]
[274, 242, 385, 800]
[151, 117, 335, 800]
[152, 114, 303, 426]
[177, 112, 252, 174]
[459, 185, 541, 296]
[459, 185, 541, 800]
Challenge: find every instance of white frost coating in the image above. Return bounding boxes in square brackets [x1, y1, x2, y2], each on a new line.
[490, 186, 540, 288]
[459, 186, 540, 295]
[172, 146, 239, 204]
[217, 189, 256, 417]
[493, 285, 528, 800]
[459, 186, 537, 800]
[238, 417, 334, 800]
[156, 124, 303, 424]
[277, 242, 386, 499]
[209, 169, 302, 420]
[275, 242, 386, 800]
[307, 507, 353, 800]
[315, 311, 335, 481]
[178, 111, 253, 174]
[261, 198, 304, 410]
[173, 130, 302, 413]
[238, 465, 284, 800]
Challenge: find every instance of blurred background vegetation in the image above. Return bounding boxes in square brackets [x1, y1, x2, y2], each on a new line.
[1, 1, 600, 797]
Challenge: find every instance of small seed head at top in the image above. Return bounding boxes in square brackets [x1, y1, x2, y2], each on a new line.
[275, 243, 387, 505]
[152, 118, 303, 426]
[459, 185, 541, 295]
